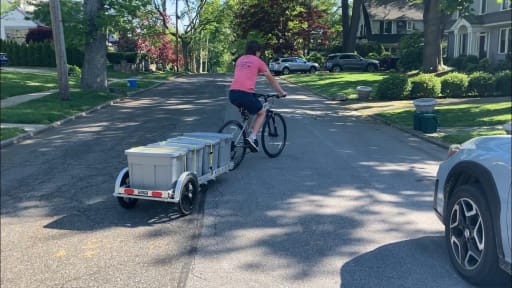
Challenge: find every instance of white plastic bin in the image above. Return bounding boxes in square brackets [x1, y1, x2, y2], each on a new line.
[168, 136, 219, 174]
[183, 132, 232, 168]
[148, 140, 204, 176]
[125, 146, 187, 190]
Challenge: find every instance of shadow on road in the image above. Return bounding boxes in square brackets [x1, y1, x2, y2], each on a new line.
[339, 236, 475, 288]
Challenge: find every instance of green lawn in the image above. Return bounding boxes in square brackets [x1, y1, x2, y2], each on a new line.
[281, 71, 511, 144]
[282, 72, 388, 100]
[1, 127, 26, 141]
[1, 90, 120, 124]
[0, 71, 80, 99]
[377, 102, 511, 144]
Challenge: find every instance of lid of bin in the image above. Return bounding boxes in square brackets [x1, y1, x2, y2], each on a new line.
[183, 132, 232, 140]
[156, 139, 205, 149]
[356, 86, 372, 91]
[167, 136, 214, 146]
[413, 98, 437, 106]
[125, 146, 187, 156]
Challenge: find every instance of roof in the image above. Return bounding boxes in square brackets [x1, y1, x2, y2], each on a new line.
[365, 0, 423, 21]
[461, 10, 512, 26]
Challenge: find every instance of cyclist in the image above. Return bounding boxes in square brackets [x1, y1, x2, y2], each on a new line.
[228, 40, 286, 152]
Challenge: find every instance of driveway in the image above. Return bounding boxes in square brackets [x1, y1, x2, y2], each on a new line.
[1, 74, 474, 287]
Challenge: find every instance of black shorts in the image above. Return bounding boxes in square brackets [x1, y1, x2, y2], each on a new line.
[228, 90, 262, 114]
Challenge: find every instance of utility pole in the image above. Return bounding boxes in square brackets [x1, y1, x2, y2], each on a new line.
[175, 0, 179, 72]
[49, 0, 69, 100]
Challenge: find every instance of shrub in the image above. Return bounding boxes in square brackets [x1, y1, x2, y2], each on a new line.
[410, 73, 441, 98]
[307, 52, 323, 65]
[356, 41, 384, 58]
[107, 52, 124, 64]
[440, 72, 468, 98]
[367, 52, 379, 59]
[375, 73, 411, 100]
[467, 71, 496, 97]
[494, 70, 511, 96]
[398, 33, 423, 71]
[67, 65, 81, 77]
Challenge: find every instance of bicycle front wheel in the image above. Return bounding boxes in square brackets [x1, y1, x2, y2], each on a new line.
[261, 111, 287, 158]
[218, 120, 247, 170]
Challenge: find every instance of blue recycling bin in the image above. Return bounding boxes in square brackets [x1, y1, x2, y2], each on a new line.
[127, 79, 138, 88]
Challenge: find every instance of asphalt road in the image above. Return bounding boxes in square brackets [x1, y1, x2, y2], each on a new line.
[1, 74, 476, 287]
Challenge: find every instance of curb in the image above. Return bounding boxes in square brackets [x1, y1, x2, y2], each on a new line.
[1, 82, 165, 148]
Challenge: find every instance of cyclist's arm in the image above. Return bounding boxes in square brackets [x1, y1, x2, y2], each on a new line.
[262, 70, 286, 97]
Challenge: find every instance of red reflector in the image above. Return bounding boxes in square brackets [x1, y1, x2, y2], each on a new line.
[124, 188, 134, 195]
[151, 191, 162, 198]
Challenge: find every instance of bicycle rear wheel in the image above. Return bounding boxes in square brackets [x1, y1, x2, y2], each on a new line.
[218, 120, 247, 170]
[261, 111, 287, 158]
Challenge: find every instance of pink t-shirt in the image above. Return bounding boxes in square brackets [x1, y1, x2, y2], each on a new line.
[230, 55, 269, 93]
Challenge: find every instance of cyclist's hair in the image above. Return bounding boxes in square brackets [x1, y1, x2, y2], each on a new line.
[245, 40, 262, 56]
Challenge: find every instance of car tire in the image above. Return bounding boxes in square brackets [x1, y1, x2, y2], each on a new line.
[309, 67, 317, 73]
[332, 65, 342, 72]
[445, 184, 507, 286]
[282, 67, 290, 75]
[366, 64, 377, 72]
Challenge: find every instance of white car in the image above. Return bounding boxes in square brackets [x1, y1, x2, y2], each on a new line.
[269, 57, 319, 75]
[433, 135, 511, 286]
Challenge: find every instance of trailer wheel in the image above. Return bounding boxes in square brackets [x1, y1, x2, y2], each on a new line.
[178, 175, 199, 216]
[117, 171, 138, 209]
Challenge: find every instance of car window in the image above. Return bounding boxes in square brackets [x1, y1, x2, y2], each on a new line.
[327, 55, 338, 60]
[282, 58, 291, 63]
[340, 55, 351, 59]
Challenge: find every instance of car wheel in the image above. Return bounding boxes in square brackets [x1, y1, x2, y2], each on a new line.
[282, 67, 290, 75]
[332, 65, 342, 72]
[366, 64, 377, 72]
[309, 67, 317, 73]
[445, 184, 506, 285]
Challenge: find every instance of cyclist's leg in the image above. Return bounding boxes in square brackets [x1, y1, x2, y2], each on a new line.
[250, 109, 265, 138]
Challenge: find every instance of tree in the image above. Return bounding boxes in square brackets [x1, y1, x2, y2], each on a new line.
[81, 0, 107, 91]
[31, 0, 84, 48]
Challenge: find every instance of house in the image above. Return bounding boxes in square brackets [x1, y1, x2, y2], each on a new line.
[356, 0, 424, 54]
[0, 0, 41, 44]
[445, 0, 512, 65]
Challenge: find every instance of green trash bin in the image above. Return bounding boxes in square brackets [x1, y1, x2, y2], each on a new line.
[420, 113, 438, 133]
[413, 112, 426, 131]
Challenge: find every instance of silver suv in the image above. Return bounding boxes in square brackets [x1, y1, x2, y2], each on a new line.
[324, 53, 379, 72]
[269, 57, 319, 75]
[433, 134, 511, 286]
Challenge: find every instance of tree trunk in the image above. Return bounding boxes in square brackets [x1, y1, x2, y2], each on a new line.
[422, 0, 442, 73]
[344, 0, 363, 53]
[81, 0, 107, 91]
[341, 0, 349, 51]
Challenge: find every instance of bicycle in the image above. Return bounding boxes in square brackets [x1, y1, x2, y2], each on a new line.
[218, 93, 287, 170]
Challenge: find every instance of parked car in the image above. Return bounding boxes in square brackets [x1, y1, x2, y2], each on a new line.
[324, 53, 379, 72]
[0, 53, 8, 66]
[269, 57, 319, 75]
[433, 134, 511, 286]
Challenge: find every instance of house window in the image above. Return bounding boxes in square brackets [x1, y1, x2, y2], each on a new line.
[407, 21, 413, 30]
[502, 0, 511, 10]
[384, 21, 393, 34]
[480, 0, 487, 14]
[499, 28, 511, 54]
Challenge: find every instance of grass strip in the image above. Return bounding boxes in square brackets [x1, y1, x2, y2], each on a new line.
[282, 72, 388, 100]
[0, 127, 26, 141]
[377, 102, 511, 144]
[1, 90, 120, 124]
